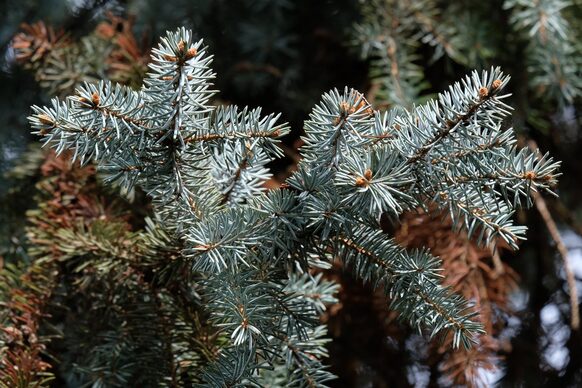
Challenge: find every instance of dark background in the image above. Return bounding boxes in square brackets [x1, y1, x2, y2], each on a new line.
[1, 0, 581, 386]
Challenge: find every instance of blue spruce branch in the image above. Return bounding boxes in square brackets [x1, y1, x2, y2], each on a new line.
[28, 27, 561, 385]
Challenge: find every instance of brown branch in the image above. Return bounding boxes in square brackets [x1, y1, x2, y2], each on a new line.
[94, 104, 151, 129]
[429, 139, 503, 165]
[533, 191, 579, 329]
[183, 129, 282, 144]
[526, 139, 579, 330]
[407, 83, 502, 165]
[219, 147, 250, 206]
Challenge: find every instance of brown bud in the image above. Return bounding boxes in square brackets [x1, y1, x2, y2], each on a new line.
[185, 47, 198, 59]
[339, 101, 351, 114]
[91, 92, 100, 106]
[164, 54, 178, 62]
[37, 114, 54, 126]
[354, 93, 373, 116]
[479, 87, 489, 98]
[364, 169, 373, 180]
[523, 171, 536, 180]
[492, 79, 502, 90]
[355, 177, 368, 187]
[177, 40, 186, 53]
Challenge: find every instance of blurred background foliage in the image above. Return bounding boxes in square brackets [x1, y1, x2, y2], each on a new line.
[0, 0, 581, 386]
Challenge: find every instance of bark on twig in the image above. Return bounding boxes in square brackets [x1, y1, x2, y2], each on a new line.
[527, 139, 579, 330]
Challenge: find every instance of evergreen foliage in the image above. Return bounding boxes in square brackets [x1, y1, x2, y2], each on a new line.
[505, 0, 581, 106]
[12, 16, 149, 95]
[356, 0, 581, 114]
[18, 26, 561, 385]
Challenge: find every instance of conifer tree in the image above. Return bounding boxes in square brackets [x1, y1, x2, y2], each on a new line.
[12, 25, 561, 385]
